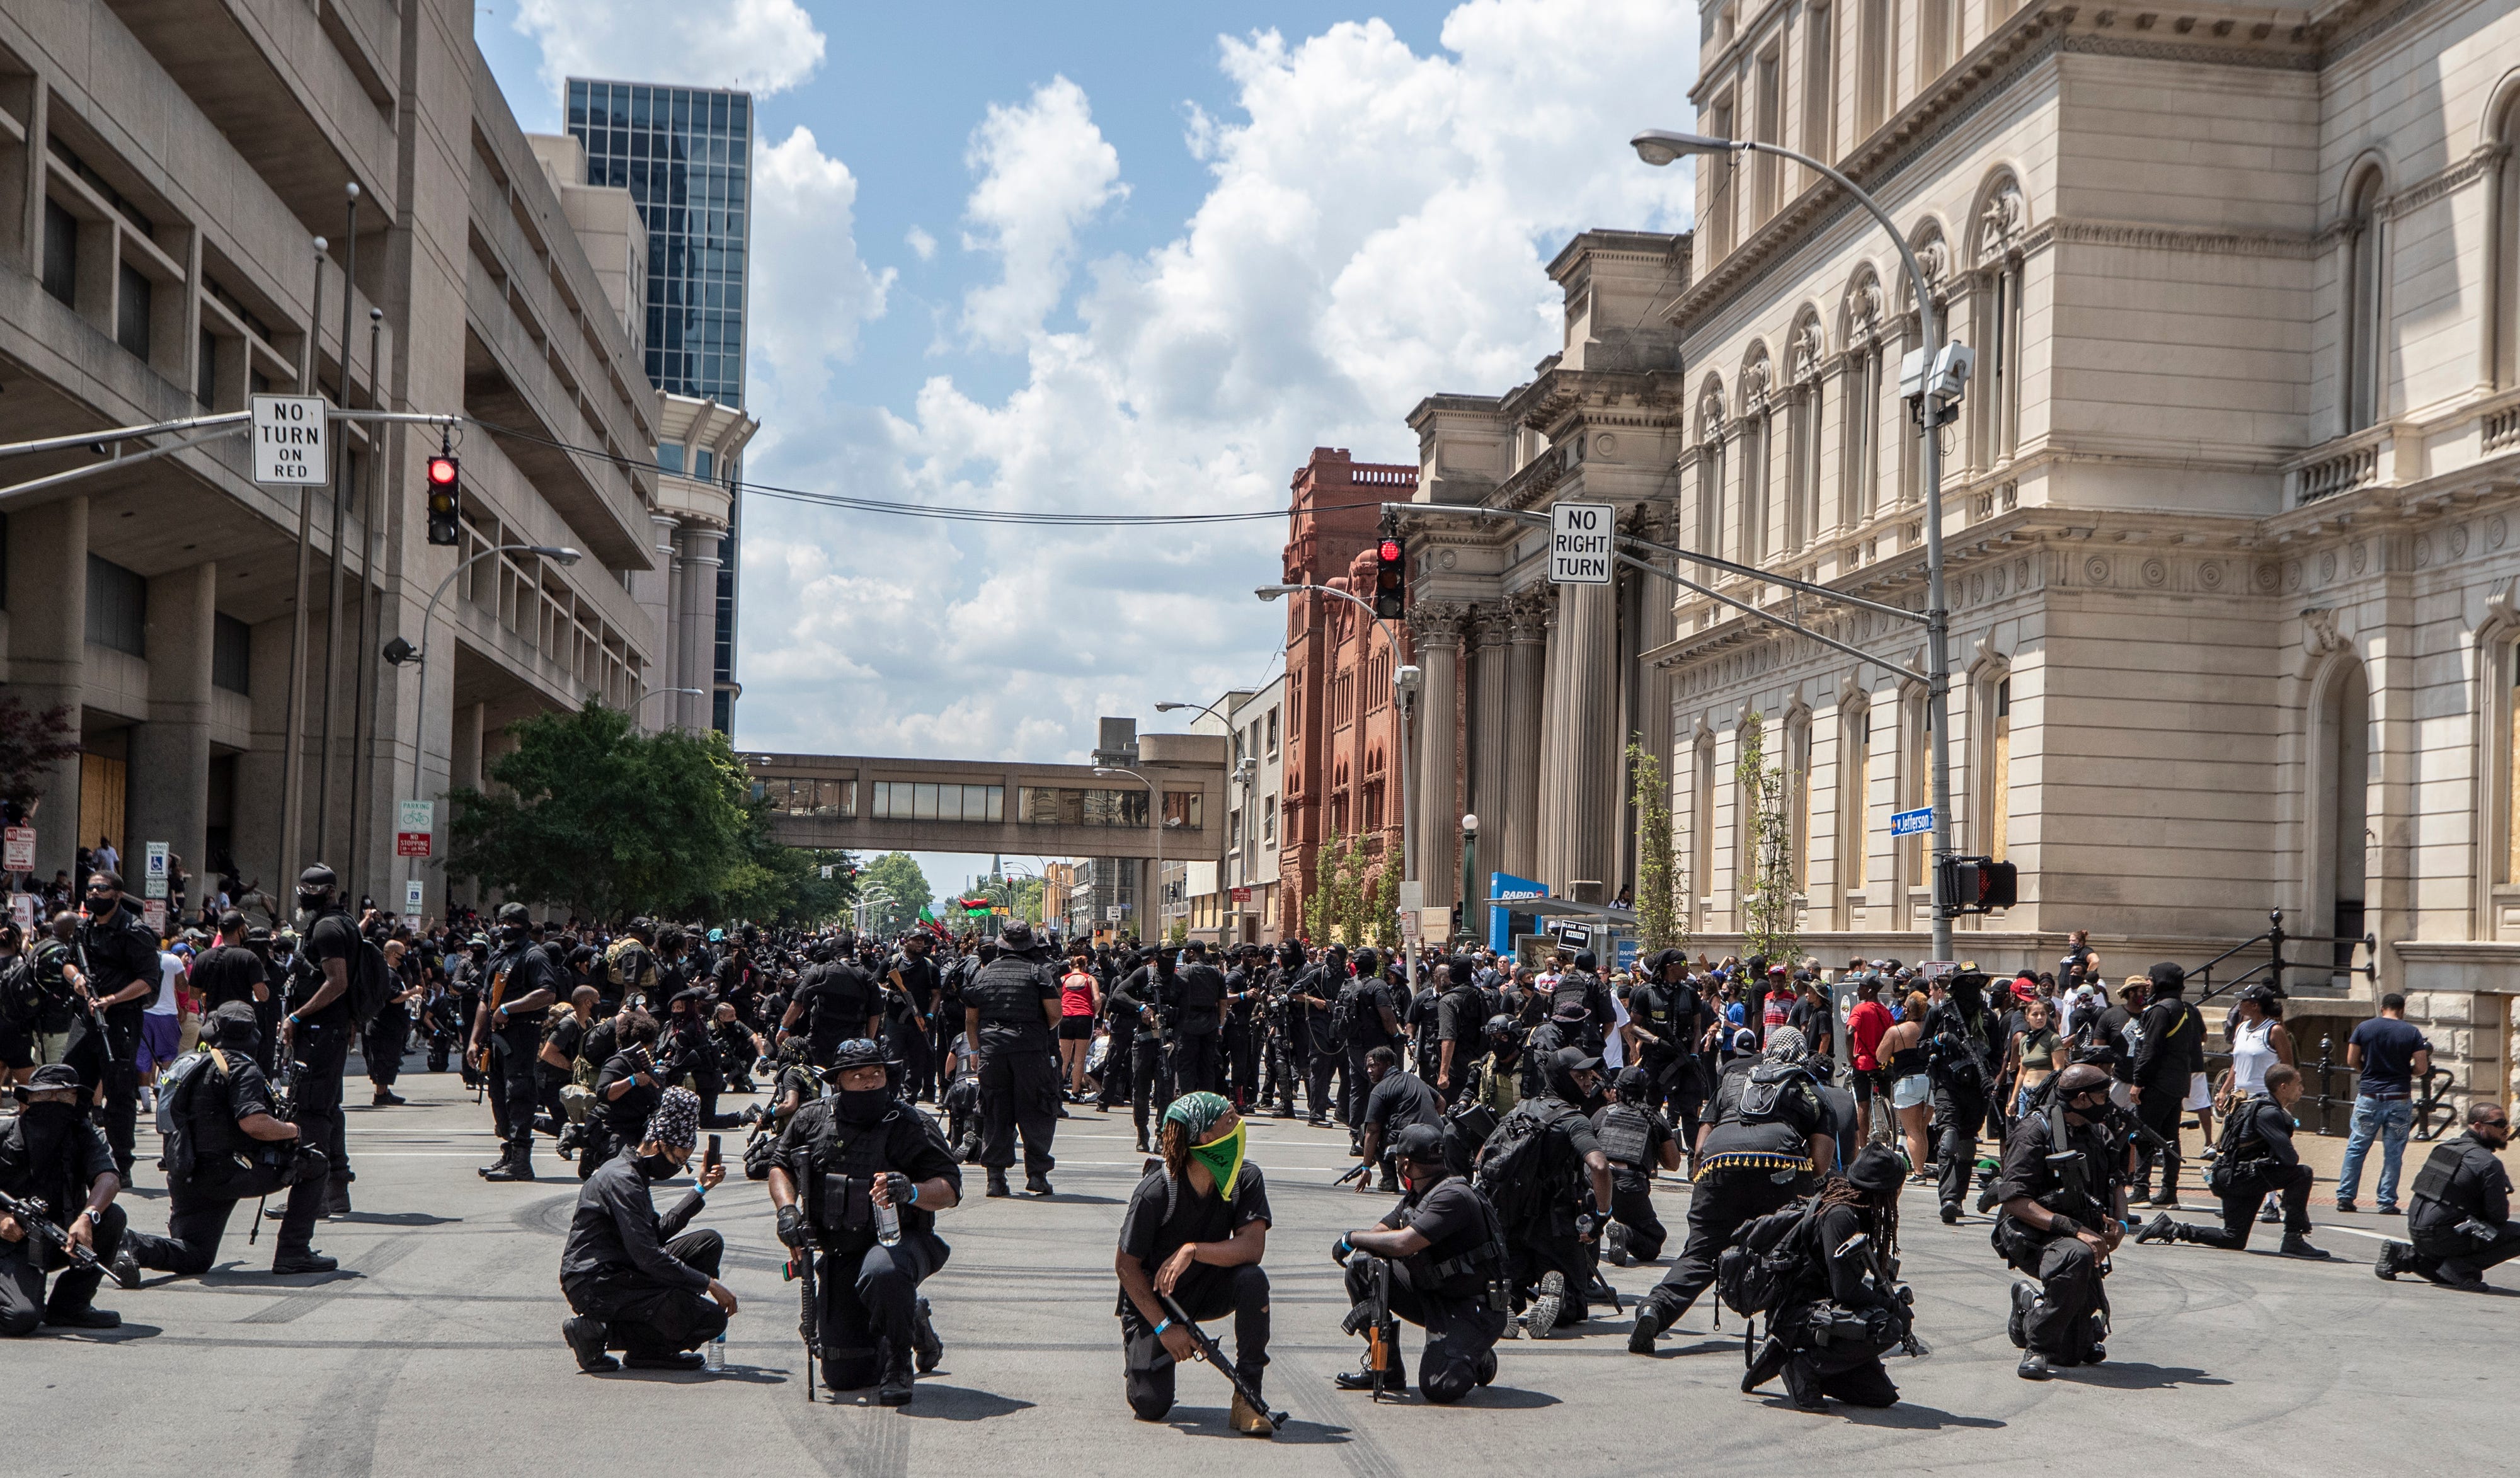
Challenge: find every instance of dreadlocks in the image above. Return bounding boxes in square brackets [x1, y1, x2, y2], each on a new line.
[1815, 1174, 1901, 1270]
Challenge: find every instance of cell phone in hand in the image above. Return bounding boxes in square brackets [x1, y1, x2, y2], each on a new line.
[704, 1134, 722, 1170]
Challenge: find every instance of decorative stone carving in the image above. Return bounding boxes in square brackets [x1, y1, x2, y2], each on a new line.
[1977, 181, 2026, 260]
[1740, 353, 1773, 412]
[1789, 320, 1824, 384]
[2302, 607, 2345, 658]
[1846, 276, 1884, 344]
[1915, 236, 1950, 292]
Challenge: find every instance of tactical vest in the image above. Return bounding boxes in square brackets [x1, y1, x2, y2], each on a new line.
[1407, 1176, 1510, 1301]
[1698, 1061, 1815, 1173]
[793, 1098, 942, 1253]
[968, 956, 1051, 1041]
[1596, 1101, 1656, 1171]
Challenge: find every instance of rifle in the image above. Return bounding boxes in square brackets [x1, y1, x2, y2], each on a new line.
[1158, 1290, 1286, 1436]
[251, 1058, 299, 1246]
[786, 1228, 820, 1401]
[0, 1188, 105, 1273]
[1336, 1254, 1400, 1401]
[1333, 1160, 1370, 1187]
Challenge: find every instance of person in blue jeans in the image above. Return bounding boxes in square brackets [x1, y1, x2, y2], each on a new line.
[2335, 993, 2431, 1213]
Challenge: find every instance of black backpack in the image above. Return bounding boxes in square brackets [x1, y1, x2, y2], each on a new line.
[346, 938, 397, 1029]
[1322, 977, 1360, 1054]
[1715, 1196, 1821, 1317]
[1474, 1098, 1578, 1234]
[156, 1048, 226, 1181]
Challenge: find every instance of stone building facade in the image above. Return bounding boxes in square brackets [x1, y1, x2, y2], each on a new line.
[1400, 0, 2520, 1113]
[0, 1, 709, 919]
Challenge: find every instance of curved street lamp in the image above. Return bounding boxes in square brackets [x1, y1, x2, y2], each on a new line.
[1631, 127, 1960, 961]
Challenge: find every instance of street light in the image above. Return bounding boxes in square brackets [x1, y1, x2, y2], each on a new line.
[1632, 127, 1962, 963]
[1460, 813, 1480, 949]
[394, 542, 581, 912]
[1094, 764, 1163, 944]
[632, 685, 706, 716]
[1256, 582, 1423, 987]
[1156, 697, 1266, 941]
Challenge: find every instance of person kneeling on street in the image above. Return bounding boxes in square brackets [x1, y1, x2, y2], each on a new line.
[1114, 1092, 1273, 1433]
[2136, 1063, 2325, 1259]
[1, 1064, 135, 1333]
[1332, 1123, 1509, 1403]
[2376, 1098, 2519, 1291]
[558, 1086, 736, 1373]
[1743, 1145, 1915, 1411]
[1991, 1063, 2126, 1380]
[768, 1038, 960, 1405]
[123, 1003, 331, 1279]
[1596, 1067, 1681, 1265]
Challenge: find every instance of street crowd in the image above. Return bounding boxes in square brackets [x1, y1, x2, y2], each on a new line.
[3, 873, 2514, 1424]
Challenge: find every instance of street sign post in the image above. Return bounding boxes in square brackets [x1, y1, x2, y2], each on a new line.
[396, 833, 432, 857]
[1104, 905, 1125, 921]
[250, 395, 329, 488]
[396, 799, 433, 858]
[140, 899, 166, 934]
[144, 842, 169, 900]
[404, 879, 425, 919]
[1548, 501, 1614, 585]
[1890, 806, 1935, 837]
[8, 894, 33, 931]
[1230, 886, 1252, 903]
[3, 826, 33, 872]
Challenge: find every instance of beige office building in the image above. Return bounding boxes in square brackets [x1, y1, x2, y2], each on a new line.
[1401, 0, 2520, 1112]
[0, 0, 736, 918]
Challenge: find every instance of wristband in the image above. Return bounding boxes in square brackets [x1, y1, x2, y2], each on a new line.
[1154, 1319, 1172, 1336]
[905, 1183, 919, 1205]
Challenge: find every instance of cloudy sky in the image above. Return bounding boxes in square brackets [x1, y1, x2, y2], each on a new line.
[479, 0, 1695, 891]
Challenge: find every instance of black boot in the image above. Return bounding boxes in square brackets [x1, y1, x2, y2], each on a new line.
[1741, 1334, 1791, 1392]
[323, 1176, 353, 1218]
[2135, 1212, 2178, 1246]
[481, 1147, 536, 1182]
[912, 1296, 944, 1372]
[273, 1247, 338, 1276]
[1627, 1295, 1672, 1354]
[876, 1339, 915, 1406]
[563, 1315, 619, 1373]
[986, 1169, 1012, 1198]
[1024, 1171, 1054, 1196]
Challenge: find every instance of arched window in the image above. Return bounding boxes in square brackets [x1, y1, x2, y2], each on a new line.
[1838, 696, 1870, 893]
[1786, 316, 1825, 550]
[1978, 671, 2012, 861]
[1857, 0, 1894, 135]
[1696, 379, 1728, 574]
[2310, 656, 2370, 963]
[1972, 176, 2027, 468]
[1692, 731, 1719, 923]
[1785, 707, 1813, 897]
[1740, 350, 1774, 561]
[1841, 271, 1885, 528]
[2492, 87, 2519, 389]
[2342, 167, 2388, 432]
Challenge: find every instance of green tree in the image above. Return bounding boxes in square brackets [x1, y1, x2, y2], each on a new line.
[0, 696, 79, 830]
[444, 703, 760, 922]
[1734, 711, 1799, 965]
[857, 852, 931, 935]
[1628, 737, 1687, 951]
[1366, 845, 1400, 948]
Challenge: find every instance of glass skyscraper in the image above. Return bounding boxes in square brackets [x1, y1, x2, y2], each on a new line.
[564, 78, 751, 406]
[567, 77, 750, 736]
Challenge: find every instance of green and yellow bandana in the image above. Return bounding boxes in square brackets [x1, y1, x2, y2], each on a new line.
[1164, 1091, 1245, 1196]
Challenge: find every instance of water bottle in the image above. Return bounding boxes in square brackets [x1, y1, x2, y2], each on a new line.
[876, 1187, 902, 1248]
[706, 1331, 726, 1372]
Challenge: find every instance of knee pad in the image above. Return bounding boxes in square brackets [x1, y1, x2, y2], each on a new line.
[1419, 1367, 1472, 1404]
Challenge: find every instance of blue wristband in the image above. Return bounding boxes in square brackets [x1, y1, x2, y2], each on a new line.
[1154, 1318, 1172, 1336]
[905, 1183, 919, 1205]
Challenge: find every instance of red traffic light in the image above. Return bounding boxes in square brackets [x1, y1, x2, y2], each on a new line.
[1378, 539, 1402, 562]
[427, 455, 459, 486]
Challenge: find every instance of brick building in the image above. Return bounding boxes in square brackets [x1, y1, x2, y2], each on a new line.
[1274, 449, 1419, 941]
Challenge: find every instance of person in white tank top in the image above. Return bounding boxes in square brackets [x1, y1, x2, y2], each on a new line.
[2225, 988, 2292, 1096]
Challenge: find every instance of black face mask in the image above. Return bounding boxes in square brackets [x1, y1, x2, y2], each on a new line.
[835, 1088, 890, 1126]
[633, 1151, 681, 1181]
[18, 1100, 80, 1156]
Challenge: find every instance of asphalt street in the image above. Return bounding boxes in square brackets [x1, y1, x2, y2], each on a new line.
[6, 1061, 2509, 1477]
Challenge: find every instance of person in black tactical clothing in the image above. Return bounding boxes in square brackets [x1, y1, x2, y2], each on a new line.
[471, 902, 562, 1183]
[585, 1008, 667, 1182]
[1742, 1144, 1915, 1410]
[1992, 1062, 2128, 1380]
[1596, 1067, 1680, 1265]
[2376, 1098, 2518, 1290]
[1429, 957, 1483, 1105]
[2128, 961, 2205, 1208]
[559, 1087, 736, 1373]
[1334, 1121, 1508, 1403]
[1923, 970, 1999, 1223]
[1221, 945, 1262, 1108]
[1104, 952, 1166, 1152]
[2136, 1062, 2327, 1258]
[122, 1003, 314, 1278]
[1629, 1025, 1833, 1354]
[1550, 952, 1615, 1057]
[1336, 950, 1403, 1137]
[885, 934, 942, 1103]
[769, 1038, 960, 1403]
[1488, 1047, 1615, 1339]
[271, 866, 359, 1264]
[71, 871, 162, 1184]
[1169, 940, 1227, 1099]
[1258, 942, 1309, 1118]
[781, 940, 881, 1068]
[964, 922, 1062, 1197]
[0, 1063, 135, 1333]
[1114, 1091, 1274, 1433]
[1356, 1046, 1444, 1194]
[1521, 1000, 1586, 1098]
[1624, 951, 1709, 1141]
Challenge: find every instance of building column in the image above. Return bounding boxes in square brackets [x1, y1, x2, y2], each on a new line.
[637, 513, 677, 728]
[1501, 588, 1548, 884]
[233, 615, 294, 902]
[5, 496, 88, 880]
[451, 701, 487, 793]
[129, 562, 217, 907]
[675, 525, 721, 732]
[1537, 576, 1620, 902]
[1469, 610, 1511, 886]
[1412, 604, 1465, 909]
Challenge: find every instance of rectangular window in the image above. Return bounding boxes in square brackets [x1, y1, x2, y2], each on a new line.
[117, 262, 152, 359]
[1267, 706, 1280, 754]
[1163, 791, 1204, 829]
[1804, 4, 1835, 162]
[42, 199, 77, 306]
[867, 781, 998, 822]
[1017, 786, 1148, 827]
[1753, 53, 1782, 221]
[86, 554, 147, 656]
[1263, 795, 1277, 842]
[1843, 709, 1870, 890]
[656, 443, 684, 474]
[1989, 678, 2011, 862]
[211, 612, 251, 694]
[694, 448, 716, 480]
[1858, 0, 1891, 134]
[196, 329, 217, 407]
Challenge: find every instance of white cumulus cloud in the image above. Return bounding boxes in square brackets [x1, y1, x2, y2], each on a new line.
[957, 77, 1128, 351]
[512, 0, 827, 98]
[734, 0, 1694, 762]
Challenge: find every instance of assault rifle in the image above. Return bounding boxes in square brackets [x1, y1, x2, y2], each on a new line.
[1336, 1252, 1400, 1401]
[787, 1227, 820, 1401]
[1159, 1290, 1286, 1435]
[0, 1189, 105, 1273]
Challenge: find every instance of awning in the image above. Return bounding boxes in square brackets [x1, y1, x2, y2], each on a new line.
[1486, 896, 1637, 927]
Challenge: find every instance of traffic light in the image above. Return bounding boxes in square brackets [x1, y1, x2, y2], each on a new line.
[1940, 855, 2020, 914]
[1373, 535, 1407, 619]
[425, 452, 461, 546]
